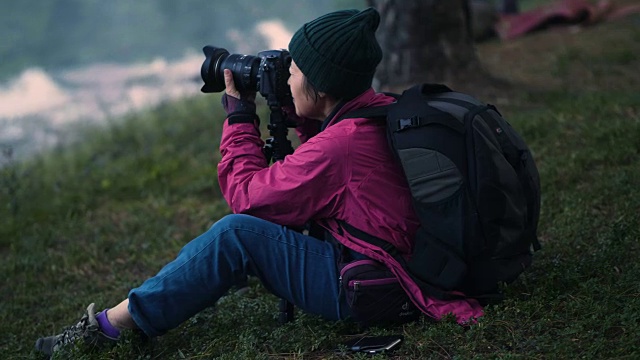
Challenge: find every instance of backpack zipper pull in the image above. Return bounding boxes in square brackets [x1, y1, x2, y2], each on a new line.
[353, 280, 360, 291]
[351, 281, 360, 305]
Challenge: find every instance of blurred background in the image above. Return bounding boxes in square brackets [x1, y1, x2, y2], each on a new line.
[0, 0, 362, 160]
[1, 0, 637, 161]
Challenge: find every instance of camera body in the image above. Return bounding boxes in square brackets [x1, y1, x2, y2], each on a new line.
[200, 46, 292, 107]
[200, 45, 296, 163]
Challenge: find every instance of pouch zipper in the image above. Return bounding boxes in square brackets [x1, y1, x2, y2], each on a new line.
[340, 260, 379, 301]
[339, 259, 380, 277]
[349, 278, 398, 306]
[349, 278, 398, 288]
[341, 259, 399, 306]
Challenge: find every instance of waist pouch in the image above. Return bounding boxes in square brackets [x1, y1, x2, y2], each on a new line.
[340, 259, 420, 326]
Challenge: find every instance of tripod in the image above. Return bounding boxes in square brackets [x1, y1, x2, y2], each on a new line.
[262, 100, 297, 325]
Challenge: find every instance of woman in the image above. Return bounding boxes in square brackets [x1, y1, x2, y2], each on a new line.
[35, 8, 483, 357]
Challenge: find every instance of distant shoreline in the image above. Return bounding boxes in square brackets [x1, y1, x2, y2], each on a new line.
[0, 54, 202, 162]
[0, 20, 293, 163]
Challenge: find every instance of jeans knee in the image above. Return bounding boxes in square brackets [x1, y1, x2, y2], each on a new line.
[207, 214, 281, 251]
[211, 214, 259, 233]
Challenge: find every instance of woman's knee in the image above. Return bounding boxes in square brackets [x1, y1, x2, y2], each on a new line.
[206, 214, 291, 254]
[178, 215, 255, 256]
[210, 214, 259, 232]
[205, 214, 278, 248]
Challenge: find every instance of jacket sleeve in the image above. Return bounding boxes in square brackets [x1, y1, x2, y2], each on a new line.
[218, 120, 348, 228]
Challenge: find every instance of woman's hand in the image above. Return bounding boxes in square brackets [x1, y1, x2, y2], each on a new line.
[223, 69, 241, 99]
[221, 69, 257, 117]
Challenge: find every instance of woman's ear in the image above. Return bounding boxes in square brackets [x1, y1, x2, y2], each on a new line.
[318, 92, 340, 119]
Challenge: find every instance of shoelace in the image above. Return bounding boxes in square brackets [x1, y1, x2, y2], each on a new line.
[54, 314, 97, 349]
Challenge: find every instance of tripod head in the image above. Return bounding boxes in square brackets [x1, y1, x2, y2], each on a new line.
[256, 50, 297, 163]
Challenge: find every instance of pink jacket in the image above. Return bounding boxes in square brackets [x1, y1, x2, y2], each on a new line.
[218, 88, 483, 323]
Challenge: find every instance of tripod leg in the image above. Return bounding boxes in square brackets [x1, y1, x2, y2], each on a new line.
[278, 299, 295, 324]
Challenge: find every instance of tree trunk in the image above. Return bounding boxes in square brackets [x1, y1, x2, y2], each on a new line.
[369, 0, 492, 92]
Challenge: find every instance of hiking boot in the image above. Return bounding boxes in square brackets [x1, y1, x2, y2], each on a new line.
[35, 303, 119, 357]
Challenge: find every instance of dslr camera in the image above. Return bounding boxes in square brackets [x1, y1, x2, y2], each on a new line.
[200, 45, 295, 162]
[200, 45, 292, 107]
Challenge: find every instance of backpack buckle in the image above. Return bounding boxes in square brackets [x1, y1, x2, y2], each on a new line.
[398, 116, 420, 131]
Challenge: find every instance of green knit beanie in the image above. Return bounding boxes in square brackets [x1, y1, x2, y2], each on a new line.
[288, 7, 383, 100]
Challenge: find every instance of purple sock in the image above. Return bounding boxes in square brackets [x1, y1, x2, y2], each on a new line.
[96, 309, 121, 339]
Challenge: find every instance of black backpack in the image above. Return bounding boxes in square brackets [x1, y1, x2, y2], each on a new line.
[336, 83, 541, 302]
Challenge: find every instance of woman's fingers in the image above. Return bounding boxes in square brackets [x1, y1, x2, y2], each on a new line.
[224, 69, 241, 99]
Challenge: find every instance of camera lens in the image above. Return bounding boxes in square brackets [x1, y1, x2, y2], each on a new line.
[200, 46, 261, 93]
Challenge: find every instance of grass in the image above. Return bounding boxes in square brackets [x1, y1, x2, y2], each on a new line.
[2, 11, 640, 360]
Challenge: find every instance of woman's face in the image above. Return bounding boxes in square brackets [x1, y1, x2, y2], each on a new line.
[288, 60, 325, 120]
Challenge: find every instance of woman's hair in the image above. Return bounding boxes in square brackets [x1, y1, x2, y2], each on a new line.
[303, 76, 321, 103]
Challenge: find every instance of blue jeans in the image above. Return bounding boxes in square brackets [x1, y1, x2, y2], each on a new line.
[128, 214, 352, 337]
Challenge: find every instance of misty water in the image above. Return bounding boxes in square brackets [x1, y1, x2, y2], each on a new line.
[0, 20, 293, 163]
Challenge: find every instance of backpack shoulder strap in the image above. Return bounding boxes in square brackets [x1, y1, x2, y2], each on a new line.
[418, 83, 453, 95]
[336, 84, 465, 133]
[336, 105, 390, 123]
[334, 91, 400, 123]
